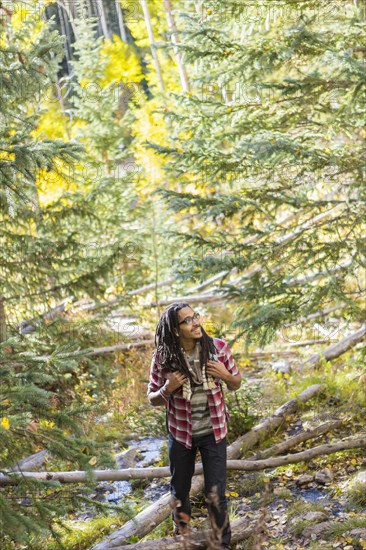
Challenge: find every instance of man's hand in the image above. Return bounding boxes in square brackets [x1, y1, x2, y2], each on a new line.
[207, 360, 242, 391]
[164, 371, 187, 395]
[206, 359, 229, 381]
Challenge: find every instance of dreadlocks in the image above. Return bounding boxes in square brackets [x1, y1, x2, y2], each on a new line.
[154, 302, 216, 382]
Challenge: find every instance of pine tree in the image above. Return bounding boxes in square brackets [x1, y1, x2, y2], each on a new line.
[154, 0, 366, 347]
[0, 4, 131, 544]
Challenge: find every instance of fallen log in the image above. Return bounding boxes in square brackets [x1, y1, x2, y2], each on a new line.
[109, 516, 257, 550]
[17, 301, 70, 334]
[148, 261, 351, 310]
[305, 324, 366, 368]
[227, 383, 323, 458]
[149, 294, 224, 307]
[34, 339, 155, 362]
[283, 305, 345, 327]
[37, 319, 364, 363]
[248, 419, 343, 460]
[188, 270, 232, 293]
[0, 450, 49, 487]
[227, 436, 366, 471]
[86, 278, 176, 312]
[4, 426, 361, 487]
[13, 450, 48, 472]
[186, 191, 341, 303]
[90, 384, 323, 550]
[248, 351, 298, 359]
[85, 340, 154, 356]
[288, 338, 331, 347]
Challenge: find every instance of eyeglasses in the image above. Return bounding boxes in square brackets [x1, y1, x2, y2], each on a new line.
[178, 312, 200, 326]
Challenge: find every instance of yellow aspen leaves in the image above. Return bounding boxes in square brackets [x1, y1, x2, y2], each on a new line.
[88, 456, 97, 466]
[39, 420, 55, 429]
[1, 417, 10, 430]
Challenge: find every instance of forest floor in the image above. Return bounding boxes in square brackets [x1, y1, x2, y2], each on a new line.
[10, 346, 366, 550]
[133, 360, 366, 550]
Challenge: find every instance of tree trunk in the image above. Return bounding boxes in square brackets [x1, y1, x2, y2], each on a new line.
[34, 339, 155, 362]
[248, 419, 343, 460]
[99, 0, 111, 39]
[249, 351, 298, 359]
[288, 338, 332, 347]
[18, 301, 68, 334]
[56, 0, 78, 41]
[13, 450, 48, 472]
[150, 294, 222, 307]
[140, 0, 165, 93]
[82, 277, 176, 312]
[115, 0, 128, 42]
[90, 384, 323, 549]
[109, 517, 257, 549]
[163, 0, 190, 93]
[304, 323, 366, 368]
[6, 425, 358, 487]
[283, 305, 345, 327]
[149, 204, 349, 309]
[227, 436, 366, 471]
[188, 271, 231, 293]
[85, 340, 155, 356]
[0, 294, 6, 342]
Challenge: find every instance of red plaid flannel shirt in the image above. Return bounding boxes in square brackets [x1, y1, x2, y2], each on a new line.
[147, 338, 240, 449]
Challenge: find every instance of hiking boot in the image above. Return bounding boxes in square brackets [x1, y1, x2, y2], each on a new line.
[172, 511, 191, 536]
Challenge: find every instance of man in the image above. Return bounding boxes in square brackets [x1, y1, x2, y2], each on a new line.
[147, 302, 242, 550]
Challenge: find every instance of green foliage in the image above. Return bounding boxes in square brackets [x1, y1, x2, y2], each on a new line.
[117, 405, 167, 438]
[286, 500, 328, 520]
[286, 500, 329, 535]
[326, 516, 366, 538]
[155, 0, 366, 347]
[232, 473, 267, 497]
[0, 327, 122, 544]
[25, 510, 131, 550]
[226, 380, 263, 439]
[346, 482, 366, 510]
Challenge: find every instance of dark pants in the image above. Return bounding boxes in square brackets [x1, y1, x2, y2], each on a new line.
[168, 432, 231, 548]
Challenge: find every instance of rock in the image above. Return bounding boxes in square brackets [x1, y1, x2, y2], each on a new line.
[315, 468, 333, 484]
[271, 359, 291, 374]
[115, 448, 138, 469]
[297, 474, 314, 485]
[302, 511, 329, 522]
[348, 528, 366, 540]
[76, 512, 97, 520]
[95, 485, 112, 494]
[290, 511, 329, 527]
[303, 520, 336, 539]
[339, 469, 366, 491]
[352, 470, 366, 485]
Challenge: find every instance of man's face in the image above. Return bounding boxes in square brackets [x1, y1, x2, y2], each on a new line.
[177, 306, 202, 340]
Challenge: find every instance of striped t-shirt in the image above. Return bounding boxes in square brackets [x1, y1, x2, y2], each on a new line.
[183, 347, 213, 436]
[190, 382, 213, 436]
